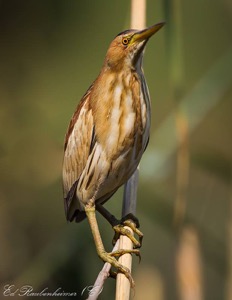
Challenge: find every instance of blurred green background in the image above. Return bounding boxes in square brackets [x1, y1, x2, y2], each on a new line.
[0, 0, 232, 299]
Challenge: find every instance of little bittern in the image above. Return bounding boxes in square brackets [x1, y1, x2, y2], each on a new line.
[62, 22, 165, 285]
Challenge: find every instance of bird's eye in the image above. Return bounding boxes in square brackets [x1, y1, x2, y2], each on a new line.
[122, 37, 129, 46]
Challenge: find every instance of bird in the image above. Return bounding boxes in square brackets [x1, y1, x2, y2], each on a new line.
[62, 22, 165, 285]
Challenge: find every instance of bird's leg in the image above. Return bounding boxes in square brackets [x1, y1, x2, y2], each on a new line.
[85, 203, 138, 286]
[96, 204, 143, 248]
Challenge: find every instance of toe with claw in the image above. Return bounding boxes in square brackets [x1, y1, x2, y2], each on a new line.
[98, 250, 136, 287]
[112, 214, 143, 249]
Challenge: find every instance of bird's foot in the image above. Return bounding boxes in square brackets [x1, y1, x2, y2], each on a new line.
[99, 250, 136, 287]
[112, 213, 143, 249]
[110, 248, 141, 261]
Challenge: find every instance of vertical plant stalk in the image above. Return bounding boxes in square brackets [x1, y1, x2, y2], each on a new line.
[115, 1, 146, 299]
[174, 110, 189, 227]
[115, 169, 139, 300]
[131, 0, 146, 29]
[176, 227, 203, 300]
[167, 0, 189, 227]
[87, 2, 146, 299]
[165, 2, 203, 299]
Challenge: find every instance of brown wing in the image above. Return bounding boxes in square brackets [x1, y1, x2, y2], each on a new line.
[62, 84, 95, 221]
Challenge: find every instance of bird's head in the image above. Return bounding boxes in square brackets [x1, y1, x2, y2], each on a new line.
[104, 22, 165, 71]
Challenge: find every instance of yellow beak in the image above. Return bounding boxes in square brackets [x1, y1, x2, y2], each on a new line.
[131, 22, 165, 43]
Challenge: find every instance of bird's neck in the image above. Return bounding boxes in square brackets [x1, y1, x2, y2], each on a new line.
[133, 52, 144, 73]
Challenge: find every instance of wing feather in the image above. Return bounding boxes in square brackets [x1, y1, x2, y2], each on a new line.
[62, 85, 95, 221]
